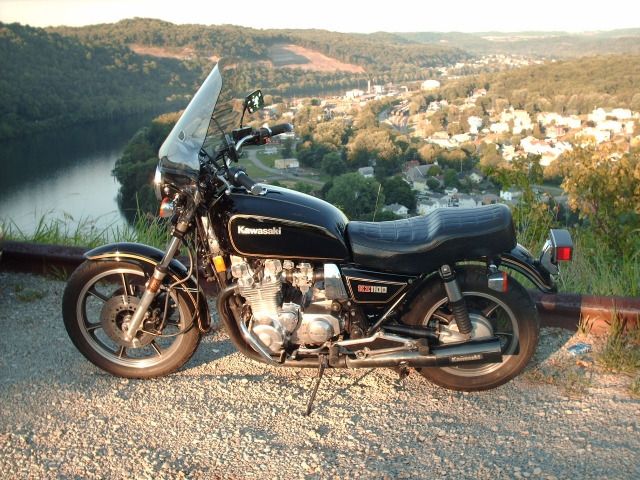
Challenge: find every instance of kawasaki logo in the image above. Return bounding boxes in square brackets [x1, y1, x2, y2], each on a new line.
[450, 354, 483, 363]
[238, 225, 282, 235]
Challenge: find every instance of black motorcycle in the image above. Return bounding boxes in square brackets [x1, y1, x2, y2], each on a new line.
[63, 61, 573, 413]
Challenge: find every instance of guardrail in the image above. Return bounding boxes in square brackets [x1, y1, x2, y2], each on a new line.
[2, 241, 638, 334]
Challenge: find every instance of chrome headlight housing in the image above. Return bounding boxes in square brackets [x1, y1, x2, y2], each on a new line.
[153, 166, 164, 201]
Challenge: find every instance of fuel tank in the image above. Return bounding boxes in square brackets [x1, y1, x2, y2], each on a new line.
[214, 185, 350, 261]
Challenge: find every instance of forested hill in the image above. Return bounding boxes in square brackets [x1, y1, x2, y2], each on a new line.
[1, 18, 469, 140]
[399, 29, 640, 57]
[0, 22, 200, 140]
[441, 54, 640, 114]
[49, 18, 469, 73]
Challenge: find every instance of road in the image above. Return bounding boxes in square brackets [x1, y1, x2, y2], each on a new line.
[1, 271, 638, 479]
[244, 148, 325, 187]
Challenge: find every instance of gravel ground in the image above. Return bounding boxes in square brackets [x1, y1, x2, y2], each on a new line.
[1, 271, 638, 479]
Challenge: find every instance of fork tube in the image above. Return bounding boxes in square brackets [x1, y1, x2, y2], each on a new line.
[122, 235, 183, 342]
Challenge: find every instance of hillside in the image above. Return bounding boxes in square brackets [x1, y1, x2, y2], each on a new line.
[441, 54, 640, 114]
[399, 29, 640, 58]
[0, 22, 200, 140]
[49, 18, 469, 76]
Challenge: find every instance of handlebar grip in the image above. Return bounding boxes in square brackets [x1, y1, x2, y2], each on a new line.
[267, 123, 294, 137]
[233, 169, 263, 195]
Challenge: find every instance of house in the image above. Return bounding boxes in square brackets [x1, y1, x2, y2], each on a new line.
[421, 79, 441, 91]
[345, 89, 365, 99]
[467, 116, 483, 134]
[610, 108, 633, 120]
[500, 188, 522, 203]
[264, 145, 278, 155]
[274, 158, 299, 169]
[490, 122, 510, 134]
[358, 166, 374, 178]
[597, 120, 623, 134]
[576, 127, 611, 145]
[481, 193, 500, 205]
[469, 171, 484, 184]
[452, 133, 471, 144]
[501, 145, 516, 161]
[383, 203, 409, 217]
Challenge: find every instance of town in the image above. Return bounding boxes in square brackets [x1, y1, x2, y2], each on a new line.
[252, 56, 640, 220]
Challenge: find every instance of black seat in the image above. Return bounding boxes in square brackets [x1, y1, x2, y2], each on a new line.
[346, 204, 516, 275]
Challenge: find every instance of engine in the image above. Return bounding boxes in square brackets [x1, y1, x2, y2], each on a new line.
[230, 258, 347, 353]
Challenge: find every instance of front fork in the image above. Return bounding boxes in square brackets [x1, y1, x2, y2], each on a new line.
[122, 221, 188, 343]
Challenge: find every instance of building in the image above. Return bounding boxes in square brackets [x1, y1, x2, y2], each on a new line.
[358, 166, 374, 178]
[274, 158, 299, 169]
[383, 203, 409, 217]
[345, 89, 365, 99]
[421, 79, 441, 91]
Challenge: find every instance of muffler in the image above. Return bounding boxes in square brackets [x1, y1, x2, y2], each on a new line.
[344, 337, 503, 368]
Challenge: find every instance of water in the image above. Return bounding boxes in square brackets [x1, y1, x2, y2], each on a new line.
[0, 115, 156, 236]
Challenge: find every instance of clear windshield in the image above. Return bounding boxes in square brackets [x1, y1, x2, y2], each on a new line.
[157, 63, 223, 183]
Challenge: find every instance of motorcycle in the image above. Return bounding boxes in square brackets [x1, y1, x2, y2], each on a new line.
[63, 61, 573, 413]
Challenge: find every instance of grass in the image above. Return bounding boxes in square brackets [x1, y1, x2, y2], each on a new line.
[596, 315, 640, 375]
[1, 211, 169, 250]
[13, 284, 46, 302]
[525, 359, 593, 396]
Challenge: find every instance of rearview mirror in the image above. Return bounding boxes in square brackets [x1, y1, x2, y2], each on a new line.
[244, 90, 264, 114]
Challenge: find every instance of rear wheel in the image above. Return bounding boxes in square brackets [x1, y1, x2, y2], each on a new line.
[403, 267, 539, 391]
[63, 260, 201, 378]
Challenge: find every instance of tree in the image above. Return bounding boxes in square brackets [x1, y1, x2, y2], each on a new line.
[558, 145, 640, 252]
[443, 168, 459, 188]
[321, 151, 347, 177]
[382, 176, 417, 211]
[312, 119, 346, 150]
[326, 173, 384, 220]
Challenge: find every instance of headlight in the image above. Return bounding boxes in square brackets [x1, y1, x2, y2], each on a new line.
[153, 166, 163, 201]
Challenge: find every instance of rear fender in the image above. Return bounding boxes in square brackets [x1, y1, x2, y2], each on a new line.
[500, 244, 555, 293]
[85, 242, 211, 331]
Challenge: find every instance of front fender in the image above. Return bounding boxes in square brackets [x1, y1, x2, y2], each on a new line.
[501, 244, 556, 293]
[85, 242, 211, 331]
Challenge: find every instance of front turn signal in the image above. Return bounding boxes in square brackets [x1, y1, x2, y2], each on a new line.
[159, 197, 175, 218]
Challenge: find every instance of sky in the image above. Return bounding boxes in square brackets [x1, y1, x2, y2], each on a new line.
[1, 0, 639, 33]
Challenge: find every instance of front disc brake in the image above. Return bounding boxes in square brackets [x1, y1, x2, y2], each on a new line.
[100, 295, 154, 348]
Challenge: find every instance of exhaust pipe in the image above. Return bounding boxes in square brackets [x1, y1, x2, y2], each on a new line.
[345, 337, 502, 368]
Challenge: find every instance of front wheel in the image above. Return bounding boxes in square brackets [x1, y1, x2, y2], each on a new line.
[63, 260, 201, 378]
[403, 267, 539, 391]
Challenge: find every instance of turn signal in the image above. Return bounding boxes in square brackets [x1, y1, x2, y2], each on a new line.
[556, 246, 573, 262]
[213, 255, 227, 273]
[159, 197, 175, 218]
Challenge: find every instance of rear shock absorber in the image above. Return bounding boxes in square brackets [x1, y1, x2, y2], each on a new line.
[439, 265, 472, 338]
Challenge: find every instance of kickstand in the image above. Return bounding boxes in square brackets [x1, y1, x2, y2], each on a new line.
[304, 355, 328, 416]
[394, 364, 410, 389]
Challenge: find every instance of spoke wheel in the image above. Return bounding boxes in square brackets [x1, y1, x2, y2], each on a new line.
[63, 260, 201, 378]
[402, 267, 539, 391]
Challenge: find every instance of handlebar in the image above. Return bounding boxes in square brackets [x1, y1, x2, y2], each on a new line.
[229, 167, 264, 195]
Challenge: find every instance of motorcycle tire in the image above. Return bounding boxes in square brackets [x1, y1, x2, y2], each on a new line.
[63, 260, 201, 378]
[402, 266, 539, 391]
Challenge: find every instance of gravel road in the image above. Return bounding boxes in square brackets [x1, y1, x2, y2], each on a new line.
[1, 271, 638, 479]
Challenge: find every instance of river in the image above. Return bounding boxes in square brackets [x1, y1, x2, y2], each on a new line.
[0, 115, 156, 237]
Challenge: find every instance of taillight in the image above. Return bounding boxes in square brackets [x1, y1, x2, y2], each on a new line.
[555, 246, 573, 262]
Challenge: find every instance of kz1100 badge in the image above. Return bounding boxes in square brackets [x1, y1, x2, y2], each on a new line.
[238, 225, 282, 235]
